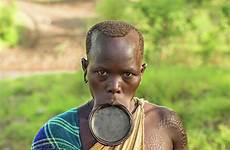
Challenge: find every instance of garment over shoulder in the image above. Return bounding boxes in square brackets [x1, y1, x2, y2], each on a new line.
[31, 108, 82, 150]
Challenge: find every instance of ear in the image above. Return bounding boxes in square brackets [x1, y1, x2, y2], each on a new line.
[81, 58, 88, 72]
[141, 63, 147, 74]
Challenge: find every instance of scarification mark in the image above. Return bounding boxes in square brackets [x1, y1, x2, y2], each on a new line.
[145, 131, 165, 150]
[159, 111, 188, 149]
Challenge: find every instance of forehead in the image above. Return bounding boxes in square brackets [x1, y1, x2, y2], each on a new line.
[88, 30, 141, 65]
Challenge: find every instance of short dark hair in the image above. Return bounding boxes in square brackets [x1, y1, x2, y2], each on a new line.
[86, 20, 144, 58]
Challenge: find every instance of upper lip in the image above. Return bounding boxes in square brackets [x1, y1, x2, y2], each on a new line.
[101, 94, 120, 104]
[107, 94, 118, 100]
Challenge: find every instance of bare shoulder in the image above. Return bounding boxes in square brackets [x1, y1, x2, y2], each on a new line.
[143, 101, 176, 122]
[143, 101, 188, 150]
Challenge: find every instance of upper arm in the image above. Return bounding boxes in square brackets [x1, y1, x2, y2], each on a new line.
[159, 109, 188, 150]
[31, 126, 55, 149]
[31, 109, 82, 150]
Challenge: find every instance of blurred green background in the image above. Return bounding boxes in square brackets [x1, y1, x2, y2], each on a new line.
[0, 0, 229, 149]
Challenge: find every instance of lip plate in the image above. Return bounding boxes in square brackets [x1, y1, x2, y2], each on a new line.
[89, 104, 134, 146]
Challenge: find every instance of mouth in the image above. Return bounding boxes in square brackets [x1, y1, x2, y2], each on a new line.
[107, 94, 122, 103]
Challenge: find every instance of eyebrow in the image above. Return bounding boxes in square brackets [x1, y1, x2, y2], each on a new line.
[91, 60, 140, 69]
[122, 68, 139, 73]
[93, 65, 139, 73]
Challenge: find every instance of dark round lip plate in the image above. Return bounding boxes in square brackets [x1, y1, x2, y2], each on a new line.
[89, 104, 134, 146]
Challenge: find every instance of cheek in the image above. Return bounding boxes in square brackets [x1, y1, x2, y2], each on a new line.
[88, 74, 99, 95]
[88, 73, 106, 96]
[126, 77, 141, 93]
[134, 77, 141, 90]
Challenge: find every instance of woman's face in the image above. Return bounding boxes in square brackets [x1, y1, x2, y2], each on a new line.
[82, 30, 145, 112]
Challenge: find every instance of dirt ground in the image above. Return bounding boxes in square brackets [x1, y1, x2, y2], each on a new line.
[0, 0, 97, 79]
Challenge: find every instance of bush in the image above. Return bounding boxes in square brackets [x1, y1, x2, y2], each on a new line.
[0, 1, 22, 49]
[96, 0, 230, 67]
[96, 0, 129, 20]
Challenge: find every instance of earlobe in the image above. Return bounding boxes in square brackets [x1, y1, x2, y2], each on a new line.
[141, 63, 147, 73]
[81, 58, 89, 72]
[81, 58, 89, 83]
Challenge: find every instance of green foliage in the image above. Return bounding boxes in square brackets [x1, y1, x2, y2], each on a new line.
[96, 0, 129, 20]
[0, 73, 91, 149]
[188, 126, 230, 150]
[0, 67, 229, 149]
[221, 2, 230, 19]
[137, 0, 185, 38]
[96, 0, 230, 66]
[0, 1, 21, 48]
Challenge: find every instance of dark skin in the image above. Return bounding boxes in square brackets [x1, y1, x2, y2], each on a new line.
[80, 30, 188, 150]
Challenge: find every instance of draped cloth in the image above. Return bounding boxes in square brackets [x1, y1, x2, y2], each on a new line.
[90, 99, 145, 150]
[31, 108, 82, 149]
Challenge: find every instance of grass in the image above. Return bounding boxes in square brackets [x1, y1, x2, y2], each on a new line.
[0, 66, 229, 149]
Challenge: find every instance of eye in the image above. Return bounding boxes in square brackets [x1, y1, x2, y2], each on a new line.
[123, 72, 134, 78]
[96, 70, 108, 77]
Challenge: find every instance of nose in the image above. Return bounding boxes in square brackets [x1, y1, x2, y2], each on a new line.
[106, 76, 121, 94]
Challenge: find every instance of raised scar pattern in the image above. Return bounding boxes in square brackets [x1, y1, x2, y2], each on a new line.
[145, 133, 164, 150]
[159, 111, 188, 149]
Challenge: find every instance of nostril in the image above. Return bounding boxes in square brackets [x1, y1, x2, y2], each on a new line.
[107, 89, 121, 94]
[107, 77, 121, 94]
